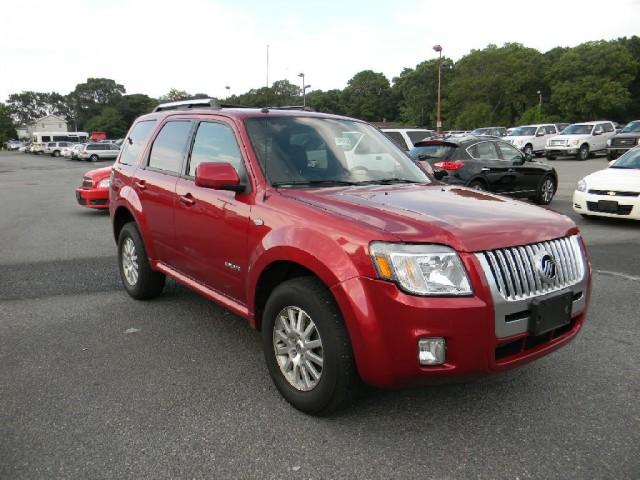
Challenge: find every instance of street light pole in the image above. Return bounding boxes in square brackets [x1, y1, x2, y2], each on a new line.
[225, 85, 231, 100]
[537, 90, 542, 121]
[298, 72, 307, 107]
[433, 45, 443, 134]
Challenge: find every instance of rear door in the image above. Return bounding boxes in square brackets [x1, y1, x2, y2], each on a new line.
[173, 119, 251, 302]
[495, 141, 540, 196]
[134, 119, 194, 264]
[467, 141, 515, 193]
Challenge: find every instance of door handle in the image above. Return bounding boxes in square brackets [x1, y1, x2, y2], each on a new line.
[179, 193, 196, 206]
[134, 180, 146, 190]
[481, 167, 490, 172]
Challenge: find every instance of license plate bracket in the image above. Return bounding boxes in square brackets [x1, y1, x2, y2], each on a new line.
[529, 291, 573, 336]
[598, 200, 618, 213]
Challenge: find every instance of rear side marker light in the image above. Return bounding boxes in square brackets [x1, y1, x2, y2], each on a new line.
[433, 161, 465, 171]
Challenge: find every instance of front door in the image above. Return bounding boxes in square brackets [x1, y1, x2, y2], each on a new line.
[174, 120, 251, 303]
[468, 141, 516, 193]
[496, 141, 541, 196]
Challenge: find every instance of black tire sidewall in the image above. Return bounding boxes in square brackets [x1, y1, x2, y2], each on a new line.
[535, 175, 555, 204]
[262, 278, 352, 414]
[90, 154, 99, 162]
[579, 145, 589, 161]
[117, 222, 164, 300]
[468, 179, 486, 191]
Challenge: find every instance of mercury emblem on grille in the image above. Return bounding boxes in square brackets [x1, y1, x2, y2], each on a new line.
[535, 252, 557, 283]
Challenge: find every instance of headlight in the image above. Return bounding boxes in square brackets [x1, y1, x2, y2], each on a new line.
[637, 138, 640, 145]
[576, 179, 587, 192]
[97, 178, 111, 188]
[570, 139, 580, 146]
[369, 242, 472, 296]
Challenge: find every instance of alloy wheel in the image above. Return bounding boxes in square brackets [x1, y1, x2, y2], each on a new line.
[121, 237, 139, 286]
[542, 178, 554, 203]
[272, 306, 324, 391]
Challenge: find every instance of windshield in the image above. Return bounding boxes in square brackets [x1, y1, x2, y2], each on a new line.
[471, 128, 489, 135]
[562, 124, 593, 135]
[245, 116, 431, 187]
[621, 121, 640, 133]
[508, 127, 536, 136]
[610, 147, 640, 169]
[409, 144, 455, 160]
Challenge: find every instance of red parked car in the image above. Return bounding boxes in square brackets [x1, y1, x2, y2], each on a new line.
[109, 100, 591, 414]
[76, 166, 111, 209]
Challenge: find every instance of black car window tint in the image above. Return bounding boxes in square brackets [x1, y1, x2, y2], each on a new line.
[148, 121, 193, 174]
[470, 141, 498, 160]
[383, 131, 405, 149]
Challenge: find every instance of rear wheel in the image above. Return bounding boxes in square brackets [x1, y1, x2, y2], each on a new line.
[117, 222, 165, 300]
[262, 277, 358, 415]
[53, 150, 60, 157]
[545, 153, 555, 161]
[89, 154, 99, 162]
[468, 179, 487, 191]
[533, 175, 556, 205]
[578, 144, 589, 161]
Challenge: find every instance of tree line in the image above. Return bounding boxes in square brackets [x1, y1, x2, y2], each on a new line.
[1, 37, 639, 144]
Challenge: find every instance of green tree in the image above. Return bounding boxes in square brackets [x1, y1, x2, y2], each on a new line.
[447, 43, 544, 129]
[84, 107, 128, 138]
[0, 103, 18, 144]
[7, 91, 70, 125]
[116, 94, 158, 129]
[306, 89, 345, 115]
[67, 78, 126, 129]
[342, 70, 394, 121]
[158, 89, 210, 102]
[546, 40, 638, 121]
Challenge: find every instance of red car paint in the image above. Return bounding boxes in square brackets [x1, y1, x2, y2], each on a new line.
[110, 108, 591, 389]
[76, 166, 111, 209]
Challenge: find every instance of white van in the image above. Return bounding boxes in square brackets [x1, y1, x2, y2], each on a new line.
[381, 128, 435, 151]
[31, 131, 88, 153]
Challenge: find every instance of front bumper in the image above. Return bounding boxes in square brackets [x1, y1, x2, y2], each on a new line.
[606, 147, 632, 159]
[331, 252, 589, 388]
[75, 187, 109, 209]
[573, 189, 640, 220]
[546, 146, 580, 156]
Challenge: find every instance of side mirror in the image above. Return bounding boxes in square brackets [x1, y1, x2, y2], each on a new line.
[536, 131, 545, 137]
[195, 162, 244, 192]
[593, 130, 602, 136]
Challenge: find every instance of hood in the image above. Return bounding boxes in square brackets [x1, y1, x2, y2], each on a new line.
[507, 135, 535, 142]
[552, 134, 591, 141]
[282, 184, 577, 252]
[85, 166, 112, 180]
[583, 168, 640, 191]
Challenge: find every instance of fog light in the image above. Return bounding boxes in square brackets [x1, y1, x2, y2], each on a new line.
[418, 338, 446, 365]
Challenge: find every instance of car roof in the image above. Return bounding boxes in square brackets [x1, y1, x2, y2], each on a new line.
[413, 135, 505, 148]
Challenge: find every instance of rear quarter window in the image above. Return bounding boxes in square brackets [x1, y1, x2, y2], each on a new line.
[119, 120, 157, 166]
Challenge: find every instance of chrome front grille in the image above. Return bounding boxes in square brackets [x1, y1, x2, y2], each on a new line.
[479, 235, 585, 301]
[549, 139, 566, 146]
[611, 137, 636, 147]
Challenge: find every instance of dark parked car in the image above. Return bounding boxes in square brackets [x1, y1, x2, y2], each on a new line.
[469, 126, 507, 137]
[607, 120, 640, 160]
[410, 136, 558, 204]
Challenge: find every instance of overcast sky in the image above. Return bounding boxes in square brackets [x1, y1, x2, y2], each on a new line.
[2, 0, 640, 102]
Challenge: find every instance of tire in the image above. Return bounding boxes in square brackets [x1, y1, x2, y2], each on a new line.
[533, 175, 556, 205]
[523, 144, 533, 160]
[53, 150, 60, 157]
[89, 154, 99, 162]
[117, 222, 165, 300]
[262, 277, 358, 415]
[467, 179, 487, 191]
[578, 144, 589, 161]
[545, 153, 555, 161]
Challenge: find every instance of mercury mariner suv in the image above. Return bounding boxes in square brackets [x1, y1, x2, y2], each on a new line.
[109, 99, 591, 415]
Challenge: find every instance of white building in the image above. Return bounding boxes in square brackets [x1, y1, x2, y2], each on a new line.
[26, 115, 68, 137]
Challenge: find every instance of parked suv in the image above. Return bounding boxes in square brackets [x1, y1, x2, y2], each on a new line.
[381, 128, 434, 151]
[78, 143, 120, 161]
[470, 127, 507, 137]
[409, 136, 558, 204]
[606, 120, 640, 160]
[505, 124, 558, 158]
[545, 121, 616, 160]
[43, 141, 74, 157]
[110, 100, 591, 414]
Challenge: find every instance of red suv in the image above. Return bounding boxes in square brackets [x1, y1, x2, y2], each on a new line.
[110, 100, 591, 415]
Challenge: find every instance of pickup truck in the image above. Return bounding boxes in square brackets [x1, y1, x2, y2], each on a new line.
[110, 100, 591, 414]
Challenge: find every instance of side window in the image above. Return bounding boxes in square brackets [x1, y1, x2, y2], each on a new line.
[87, 145, 97, 151]
[383, 131, 406, 149]
[119, 120, 157, 166]
[546, 125, 557, 134]
[602, 123, 614, 133]
[188, 122, 245, 178]
[468, 141, 499, 160]
[496, 142, 523, 161]
[148, 121, 193, 174]
[406, 131, 432, 145]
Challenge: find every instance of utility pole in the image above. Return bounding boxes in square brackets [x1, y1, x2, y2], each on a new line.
[537, 90, 542, 121]
[433, 44, 443, 134]
[298, 72, 310, 107]
[266, 45, 270, 88]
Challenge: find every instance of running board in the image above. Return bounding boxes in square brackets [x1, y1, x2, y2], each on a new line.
[154, 261, 252, 322]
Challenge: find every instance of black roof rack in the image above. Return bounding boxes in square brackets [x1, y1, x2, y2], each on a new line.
[152, 99, 315, 114]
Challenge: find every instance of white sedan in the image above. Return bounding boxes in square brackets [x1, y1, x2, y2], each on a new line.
[573, 146, 640, 220]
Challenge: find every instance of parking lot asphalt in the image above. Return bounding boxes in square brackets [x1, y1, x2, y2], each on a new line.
[1, 151, 638, 480]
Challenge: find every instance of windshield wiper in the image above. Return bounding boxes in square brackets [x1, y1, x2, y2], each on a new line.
[272, 179, 359, 188]
[355, 178, 423, 185]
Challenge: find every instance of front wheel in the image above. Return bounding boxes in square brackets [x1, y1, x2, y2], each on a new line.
[578, 144, 589, 161]
[545, 154, 555, 161]
[262, 277, 358, 415]
[533, 175, 556, 205]
[53, 150, 60, 157]
[523, 144, 533, 160]
[89, 154, 99, 162]
[117, 222, 165, 300]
